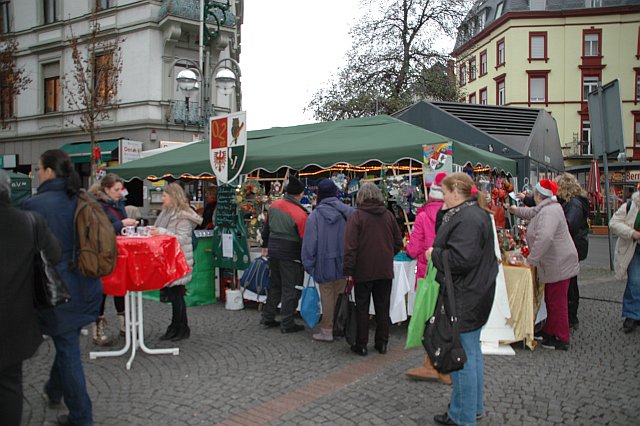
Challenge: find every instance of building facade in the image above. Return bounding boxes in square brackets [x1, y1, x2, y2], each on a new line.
[452, 0, 640, 172]
[0, 0, 243, 179]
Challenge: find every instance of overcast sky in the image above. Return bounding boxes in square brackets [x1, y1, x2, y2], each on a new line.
[240, 1, 455, 131]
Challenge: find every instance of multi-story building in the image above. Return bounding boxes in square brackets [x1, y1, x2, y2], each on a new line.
[0, 0, 243, 182]
[452, 0, 640, 177]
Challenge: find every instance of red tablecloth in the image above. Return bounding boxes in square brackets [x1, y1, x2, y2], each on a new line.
[102, 235, 191, 296]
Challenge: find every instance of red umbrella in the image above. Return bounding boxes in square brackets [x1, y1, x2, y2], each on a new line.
[586, 160, 602, 209]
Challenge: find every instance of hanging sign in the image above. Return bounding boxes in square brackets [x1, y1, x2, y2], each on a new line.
[422, 143, 453, 186]
[209, 111, 247, 184]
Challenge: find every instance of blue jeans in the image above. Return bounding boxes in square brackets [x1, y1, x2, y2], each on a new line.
[623, 248, 640, 320]
[448, 328, 483, 426]
[45, 329, 93, 426]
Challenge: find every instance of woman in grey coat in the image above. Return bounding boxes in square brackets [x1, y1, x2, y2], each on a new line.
[150, 183, 202, 341]
[510, 179, 579, 351]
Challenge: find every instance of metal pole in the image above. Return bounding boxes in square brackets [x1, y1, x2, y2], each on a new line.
[199, 0, 204, 75]
[596, 85, 615, 271]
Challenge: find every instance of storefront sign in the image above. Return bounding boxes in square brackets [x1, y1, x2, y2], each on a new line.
[120, 140, 143, 164]
[209, 111, 247, 184]
[604, 170, 640, 183]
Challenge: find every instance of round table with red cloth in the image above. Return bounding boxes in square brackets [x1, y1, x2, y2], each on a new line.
[102, 235, 191, 296]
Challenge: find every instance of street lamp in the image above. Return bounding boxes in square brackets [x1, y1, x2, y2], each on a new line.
[169, 56, 241, 125]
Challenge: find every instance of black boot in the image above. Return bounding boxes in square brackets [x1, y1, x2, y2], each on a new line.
[171, 324, 190, 341]
[159, 323, 178, 340]
[170, 287, 190, 341]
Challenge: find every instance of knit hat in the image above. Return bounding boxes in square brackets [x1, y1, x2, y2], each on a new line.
[429, 172, 447, 200]
[317, 178, 338, 202]
[536, 179, 558, 198]
[285, 176, 305, 195]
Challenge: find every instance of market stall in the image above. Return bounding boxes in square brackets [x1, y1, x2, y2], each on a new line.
[109, 115, 517, 306]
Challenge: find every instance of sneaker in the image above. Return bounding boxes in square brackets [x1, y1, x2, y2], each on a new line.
[534, 329, 550, 341]
[312, 329, 334, 342]
[541, 336, 569, 351]
[281, 323, 305, 333]
[623, 317, 637, 333]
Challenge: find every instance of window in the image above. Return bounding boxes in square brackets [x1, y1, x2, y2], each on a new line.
[582, 75, 599, 100]
[479, 87, 488, 105]
[530, 0, 546, 11]
[459, 64, 467, 86]
[96, 0, 113, 11]
[94, 52, 115, 103]
[585, 0, 602, 7]
[480, 50, 487, 76]
[496, 39, 505, 67]
[469, 57, 476, 81]
[494, 74, 506, 105]
[584, 32, 600, 57]
[43, 0, 57, 24]
[635, 69, 640, 102]
[529, 32, 547, 61]
[469, 93, 477, 104]
[581, 120, 592, 155]
[529, 77, 546, 103]
[495, 2, 504, 20]
[635, 117, 640, 146]
[478, 10, 486, 30]
[43, 62, 60, 113]
[0, 1, 9, 33]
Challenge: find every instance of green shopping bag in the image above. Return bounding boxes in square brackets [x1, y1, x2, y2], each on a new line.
[405, 261, 441, 349]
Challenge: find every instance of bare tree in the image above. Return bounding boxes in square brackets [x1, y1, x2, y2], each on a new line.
[0, 34, 31, 128]
[307, 0, 469, 121]
[64, 12, 123, 182]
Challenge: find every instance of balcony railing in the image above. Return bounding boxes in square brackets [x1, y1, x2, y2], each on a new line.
[159, 0, 236, 26]
[563, 140, 592, 158]
[168, 100, 214, 126]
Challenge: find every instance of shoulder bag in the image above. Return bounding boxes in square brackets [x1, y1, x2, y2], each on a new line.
[27, 212, 71, 309]
[422, 251, 467, 373]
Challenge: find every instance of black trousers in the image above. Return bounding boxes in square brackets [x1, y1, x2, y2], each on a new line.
[568, 275, 580, 324]
[167, 285, 188, 329]
[99, 294, 125, 316]
[262, 259, 304, 329]
[0, 362, 23, 426]
[354, 279, 392, 348]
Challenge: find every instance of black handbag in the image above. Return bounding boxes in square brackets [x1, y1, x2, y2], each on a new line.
[27, 213, 71, 309]
[422, 252, 467, 374]
[333, 279, 357, 345]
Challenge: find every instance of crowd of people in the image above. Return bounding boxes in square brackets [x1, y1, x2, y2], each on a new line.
[2, 148, 639, 426]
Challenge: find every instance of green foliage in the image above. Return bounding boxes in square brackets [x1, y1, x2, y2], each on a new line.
[307, 0, 469, 121]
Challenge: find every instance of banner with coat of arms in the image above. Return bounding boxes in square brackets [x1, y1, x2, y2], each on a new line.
[422, 143, 453, 187]
[209, 111, 247, 184]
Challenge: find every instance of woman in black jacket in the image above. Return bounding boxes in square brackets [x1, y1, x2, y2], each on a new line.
[426, 173, 498, 426]
[0, 171, 61, 426]
[556, 173, 589, 329]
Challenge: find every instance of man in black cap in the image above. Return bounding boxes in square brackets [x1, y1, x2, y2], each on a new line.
[260, 176, 309, 333]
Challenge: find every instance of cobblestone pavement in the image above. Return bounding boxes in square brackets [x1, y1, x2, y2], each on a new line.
[21, 263, 639, 425]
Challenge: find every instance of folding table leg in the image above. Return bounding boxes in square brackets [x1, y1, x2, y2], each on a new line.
[89, 292, 132, 359]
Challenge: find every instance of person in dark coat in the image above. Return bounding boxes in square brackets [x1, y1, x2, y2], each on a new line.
[427, 173, 498, 426]
[302, 178, 355, 342]
[343, 182, 403, 356]
[0, 170, 61, 426]
[89, 174, 138, 345]
[23, 150, 103, 426]
[556, 173, 589, 329]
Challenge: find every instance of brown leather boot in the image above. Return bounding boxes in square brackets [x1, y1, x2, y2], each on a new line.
[406, 356, 440, 381]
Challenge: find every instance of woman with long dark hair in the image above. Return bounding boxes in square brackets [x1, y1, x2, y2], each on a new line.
[90, 173, 139, 345]
[23, 149, 103, 426]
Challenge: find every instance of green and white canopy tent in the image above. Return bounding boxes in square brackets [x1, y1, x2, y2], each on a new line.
[109, 115, 516, 180]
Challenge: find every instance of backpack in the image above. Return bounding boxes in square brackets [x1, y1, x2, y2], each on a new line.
[71, 189, 118, 278]
[239, 256, 271, 296]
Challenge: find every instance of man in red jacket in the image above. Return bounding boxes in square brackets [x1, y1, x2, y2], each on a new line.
[260, 177, 309, 333]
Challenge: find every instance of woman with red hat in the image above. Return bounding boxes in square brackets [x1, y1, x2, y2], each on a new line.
[510, 179, 579, 350]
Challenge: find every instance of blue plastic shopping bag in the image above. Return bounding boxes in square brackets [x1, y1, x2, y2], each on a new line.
[300, 275, 321, 329]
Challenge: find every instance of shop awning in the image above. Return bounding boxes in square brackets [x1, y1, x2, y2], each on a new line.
[109, 116, 516, 180]
[60, 140, 120, 164]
